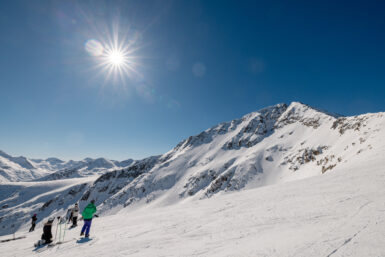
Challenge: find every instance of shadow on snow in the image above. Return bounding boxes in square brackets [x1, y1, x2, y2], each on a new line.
[76, 237, 92, 244]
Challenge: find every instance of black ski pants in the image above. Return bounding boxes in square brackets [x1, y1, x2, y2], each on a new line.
[72, 216, 78, 226]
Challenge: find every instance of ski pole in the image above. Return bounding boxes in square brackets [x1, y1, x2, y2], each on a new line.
[59, 219, 62, 243]
[54, 217, 60, 241]
[62, 219, 67, 242]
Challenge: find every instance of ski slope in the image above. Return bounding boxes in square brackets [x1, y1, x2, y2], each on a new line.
[1, 154, 385, 257]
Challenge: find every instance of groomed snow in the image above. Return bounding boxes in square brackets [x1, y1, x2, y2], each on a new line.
[1, 155, 384, 257]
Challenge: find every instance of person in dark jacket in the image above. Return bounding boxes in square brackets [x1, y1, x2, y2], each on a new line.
[80, 200, 97, 237]
[66, 208, 72, 224]
[29, 214, 37, 232]
[41, 218, 54, 244]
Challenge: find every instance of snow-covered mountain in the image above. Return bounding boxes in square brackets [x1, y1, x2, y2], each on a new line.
[88, 102, 384, 213]
[35, 158, 134, 181]
[0, 151, 51, 183]
[0, 102, 384, 237]
[0, 152, 134, 183]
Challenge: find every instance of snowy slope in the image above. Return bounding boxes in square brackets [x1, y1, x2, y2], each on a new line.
[0, 101, 384, 243]
[86, 102, 385, 214]
[0, 177, 94, 235]
[1, 155, 385, 257]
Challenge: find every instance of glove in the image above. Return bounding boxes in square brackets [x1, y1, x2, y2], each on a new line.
[94, 214, 99, 218]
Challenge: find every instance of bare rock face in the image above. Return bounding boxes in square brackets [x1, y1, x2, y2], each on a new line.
[222, 104, 287, 150]
[331, 116, 369, 135]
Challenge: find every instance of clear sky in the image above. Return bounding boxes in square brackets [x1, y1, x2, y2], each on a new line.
[0, 0, 384, 161]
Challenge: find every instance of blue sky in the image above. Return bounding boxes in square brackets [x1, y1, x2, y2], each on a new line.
[0, 0, 384, 160]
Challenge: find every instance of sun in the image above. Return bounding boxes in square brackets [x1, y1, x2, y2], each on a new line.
[85, 28, 142, 84]
[107, 50, 124, 66]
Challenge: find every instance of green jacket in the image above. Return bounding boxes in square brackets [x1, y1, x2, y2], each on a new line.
[82, 203, 97, 220]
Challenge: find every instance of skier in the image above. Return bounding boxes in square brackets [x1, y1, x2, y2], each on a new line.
[80, 200, 97, 238]
[66, 208, 72, 224]
[29, 214, 37, 232]
[71, 203, 79, 227]
[41, 218, 54, 244]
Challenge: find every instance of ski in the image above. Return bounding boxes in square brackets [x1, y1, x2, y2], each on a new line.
[0, 236, 26, 243]
[47, 238, 75, 247]
[34, 238, 75, 249]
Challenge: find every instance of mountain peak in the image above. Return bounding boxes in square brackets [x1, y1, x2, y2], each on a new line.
[45, 157, 64, 164]
[287, 101, 341, 118]
[254, 102, 288, 115]
[274, 102, 335, 129]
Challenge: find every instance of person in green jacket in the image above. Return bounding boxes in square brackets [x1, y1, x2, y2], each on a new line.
[80, 200, 97, 237]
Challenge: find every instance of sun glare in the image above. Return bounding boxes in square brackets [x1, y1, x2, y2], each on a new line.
[84, 25, 143, 84]
[108, 50, 124, 66]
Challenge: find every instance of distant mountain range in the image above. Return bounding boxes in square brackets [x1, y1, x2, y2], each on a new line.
[0, 151, 134, 183]
[0, 101, 384, 236]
